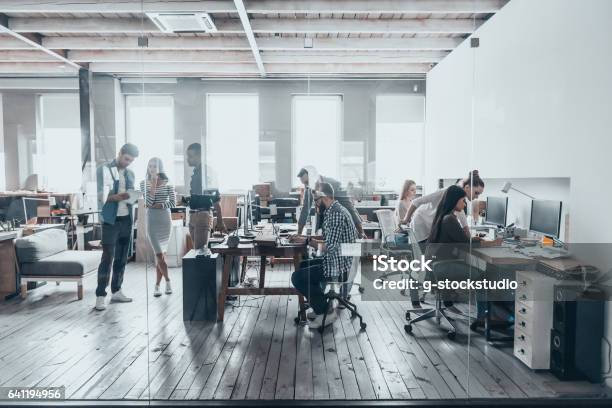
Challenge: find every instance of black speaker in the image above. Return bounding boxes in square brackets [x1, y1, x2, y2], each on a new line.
[550, 285, 604, 383]
[552, 285, 578, 334]
[574, 289, 605, 383]
[550, 328, 579, 380]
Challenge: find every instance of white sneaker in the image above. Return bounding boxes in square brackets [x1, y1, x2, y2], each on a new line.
[165, 281, 172, 295]
[306, 307, 334, 320]
[111, 290, 133, 303]
[153, 285, 162, 297]
[95, 296, 106, 311]
[307, 299, 337, 320]
[308, 312, 337, 330]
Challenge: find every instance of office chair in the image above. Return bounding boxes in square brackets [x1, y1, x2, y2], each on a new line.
[375, 209, 414, 294]
[404, 256, 460, 340]
[294, 255, 366, 334]
[319, 255, 366, 334]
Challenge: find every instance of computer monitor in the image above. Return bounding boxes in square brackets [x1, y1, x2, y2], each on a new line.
[529, 200, 562, 238]
[485, 196, 508, 227]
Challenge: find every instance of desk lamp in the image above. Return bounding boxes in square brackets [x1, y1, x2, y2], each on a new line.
[501, 181, 535, 199]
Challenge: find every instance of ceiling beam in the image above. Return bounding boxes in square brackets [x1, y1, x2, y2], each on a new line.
[69, 50, 255, 63]
[0, 0, 508, 14]
[0, 50, 60, 62]
[40, 36, 462, 51]
[0, 14, 81, 69]
[66, 49, 446, 64]
[0, 1, 235, 14]
[8, 17, 483, 34]
[9, 17, 161, 34]
[244, 0, 508, 14]
[41, 36, 251, 50]
[250, 18, 483, 34]
[0, 62, 78, 74]
[0, 35, 33, 49]
[89, 61, 431, 74]
[233, 0, 265, 76]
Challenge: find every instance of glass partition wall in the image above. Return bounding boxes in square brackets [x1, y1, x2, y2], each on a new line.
[3, 1, 611, 405]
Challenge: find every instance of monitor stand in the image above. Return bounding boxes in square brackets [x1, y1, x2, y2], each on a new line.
[239, 230, 256, 239]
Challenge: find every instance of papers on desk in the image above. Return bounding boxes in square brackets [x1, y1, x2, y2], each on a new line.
[518, 246, 570, 259]
[124, 190, 141, 205]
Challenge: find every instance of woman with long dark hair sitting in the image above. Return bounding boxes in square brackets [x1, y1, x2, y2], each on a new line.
[426, 185, 489, 331]
[403, 170, 485, 309]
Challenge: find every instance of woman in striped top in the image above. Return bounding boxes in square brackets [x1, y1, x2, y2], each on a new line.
[140, 158, 176, 297]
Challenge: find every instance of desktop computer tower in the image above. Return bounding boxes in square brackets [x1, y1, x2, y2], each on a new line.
[550, 285, 604, 383]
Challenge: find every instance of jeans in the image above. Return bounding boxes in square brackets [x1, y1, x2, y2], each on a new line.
[434, 260, 486, 317]
[291, 258, 328, 315]
[96, 216, 132, 297]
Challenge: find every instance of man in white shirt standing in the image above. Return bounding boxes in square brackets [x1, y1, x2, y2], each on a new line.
[94, 143, 139, 311]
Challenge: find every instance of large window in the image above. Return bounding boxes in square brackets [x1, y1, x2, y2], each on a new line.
[292, 95, 342, 185]
[206, 94, 259, 192]
[125, 95, 176, 185]
[259, 140, 276, 183]
[341, 141, 364, 187]
[375, 94, 425, 190]
[36, 94, 81, 192]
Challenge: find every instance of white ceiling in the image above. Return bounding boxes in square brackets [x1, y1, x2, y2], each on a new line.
[0, 0, 509, 77]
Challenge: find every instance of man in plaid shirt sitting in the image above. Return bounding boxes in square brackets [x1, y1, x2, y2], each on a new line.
[290, 182, 358, 329]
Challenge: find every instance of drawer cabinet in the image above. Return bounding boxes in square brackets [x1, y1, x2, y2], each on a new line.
[513, 271, 556, 369]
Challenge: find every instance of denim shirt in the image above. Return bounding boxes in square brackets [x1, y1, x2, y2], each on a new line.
[97, 160, 135, 225]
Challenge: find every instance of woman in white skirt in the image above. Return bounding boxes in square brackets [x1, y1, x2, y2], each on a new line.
[140, 158, 176, 297]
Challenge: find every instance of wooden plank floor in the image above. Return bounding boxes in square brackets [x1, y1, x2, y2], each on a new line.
[0, 261, 608, 401]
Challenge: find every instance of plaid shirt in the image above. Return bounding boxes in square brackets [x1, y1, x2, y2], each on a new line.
[322, 201, 358, 279]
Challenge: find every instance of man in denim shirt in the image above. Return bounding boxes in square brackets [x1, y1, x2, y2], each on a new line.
[94, 143, 139, 311]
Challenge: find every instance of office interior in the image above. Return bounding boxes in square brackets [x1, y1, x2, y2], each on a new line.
[0, 0, 611, 406]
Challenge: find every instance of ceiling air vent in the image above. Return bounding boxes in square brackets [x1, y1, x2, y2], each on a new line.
[146, 12, 217, 33]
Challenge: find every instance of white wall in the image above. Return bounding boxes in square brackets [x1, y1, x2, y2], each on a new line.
[425, 0, 612, 385]
[425, 0, 612, 244]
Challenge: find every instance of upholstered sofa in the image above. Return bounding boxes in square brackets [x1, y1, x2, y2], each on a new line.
[15, 229, 101, 300]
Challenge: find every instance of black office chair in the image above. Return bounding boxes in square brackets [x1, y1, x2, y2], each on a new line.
[319, 256, 366, 334]
[295, 256, 366, 334]
[404, 259, 460, 339]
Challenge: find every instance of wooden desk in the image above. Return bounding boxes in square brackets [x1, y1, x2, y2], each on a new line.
[211, 241, 308, 321]
[361, 221, 381, 239]
[469, 246, 536, 267]
[21, 223, 65, 236]
[0, 231, 19, 299]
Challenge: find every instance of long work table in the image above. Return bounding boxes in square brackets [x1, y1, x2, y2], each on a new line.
[210, 240, 308, 322]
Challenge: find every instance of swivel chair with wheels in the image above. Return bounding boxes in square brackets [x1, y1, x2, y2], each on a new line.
[318, 255, 366, 334]
[404, 259, 464, 340]
[294, 255, 366, 334]
[375, 209, 414, 294]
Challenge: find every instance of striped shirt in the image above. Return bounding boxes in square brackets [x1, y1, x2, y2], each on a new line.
[139, 180, 176, 209]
